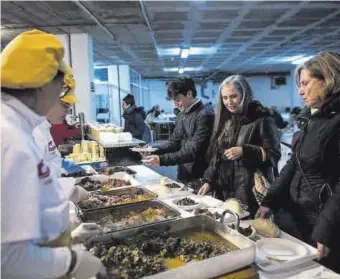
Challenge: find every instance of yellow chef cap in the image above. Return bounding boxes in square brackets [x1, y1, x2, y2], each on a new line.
[61, 70, 78, 104]
[1, 29, 69, 89]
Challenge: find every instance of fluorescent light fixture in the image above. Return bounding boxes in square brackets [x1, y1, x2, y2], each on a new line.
[158, 47, 181, 56]
[189, 47, 217, 55]
[275, 55, 304, 63]
[163, 67, 179, 72]
[291, 55, 314, 65]
[183, 67, 202, 72]
[181, 48, 190, 59]
[178, 68, 184, 74]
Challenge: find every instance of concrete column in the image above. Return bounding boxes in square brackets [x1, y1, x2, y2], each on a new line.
[55, 34, 71, 65]
[118, 65, 131, 99]
[107, 65, 122, 126]
[70, 33, 95, 121]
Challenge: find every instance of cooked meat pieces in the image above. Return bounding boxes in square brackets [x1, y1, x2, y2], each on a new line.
[102, 179, 131, 189]
[77, 177, 102, 191]
[78, 192, 152, 210]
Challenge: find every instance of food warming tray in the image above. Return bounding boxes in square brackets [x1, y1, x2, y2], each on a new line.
[76, 186, 158, 212]
[86, 215, 255, 279]
[78, 200, 181, 232]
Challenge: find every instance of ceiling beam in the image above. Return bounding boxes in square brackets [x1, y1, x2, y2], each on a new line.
[212, 1, 308, 76]
[262, 29, 340, 72]
[198, 2, 256, 71]
[233, 8, 340, 72]
[138, 0, 165, 73]
[73, 1, 116, 40]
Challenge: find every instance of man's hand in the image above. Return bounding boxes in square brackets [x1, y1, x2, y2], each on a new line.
[198, 183, 211, 196]
[224, 147, 243, 160]
[143, 155, 160, 166]
[317, 242, 330, 260]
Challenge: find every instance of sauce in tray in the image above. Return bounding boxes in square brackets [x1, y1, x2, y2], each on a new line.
[165, 229, 238, 270]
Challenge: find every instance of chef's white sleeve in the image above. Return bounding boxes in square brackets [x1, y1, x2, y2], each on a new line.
[1, 146, 41, 243]
[1, 241, 71, 279]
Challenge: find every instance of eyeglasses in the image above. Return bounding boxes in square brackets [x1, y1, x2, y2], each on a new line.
[59, 84, 71, 99]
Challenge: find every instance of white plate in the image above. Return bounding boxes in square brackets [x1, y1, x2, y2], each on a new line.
[172, 196, 203, 211]
[256, 238, 308, 261]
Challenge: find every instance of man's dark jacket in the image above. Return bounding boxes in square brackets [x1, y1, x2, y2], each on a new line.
[154, 100, 214, 182]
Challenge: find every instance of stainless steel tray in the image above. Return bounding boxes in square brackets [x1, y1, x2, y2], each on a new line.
[76, 186, 158, 212]
[78, 200, 181, 232]
[86, 215, 255, 279]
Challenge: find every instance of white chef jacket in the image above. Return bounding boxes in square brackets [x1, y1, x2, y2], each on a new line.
[1, 93, 70, 244]
[33, 120, 62, 177]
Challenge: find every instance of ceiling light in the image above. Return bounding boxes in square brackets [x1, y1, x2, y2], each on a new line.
[183, 67, 202, 72]
[291, 55, 314, 65]
[178, 68, 184, 74]
[189, 47, 217, 55]
[163, 67, 179, 72]
[158, 48, 181, 56]
[181, 48, 190, 59]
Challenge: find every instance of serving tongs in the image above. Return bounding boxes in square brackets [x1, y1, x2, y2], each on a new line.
[220, 209, 240, 231]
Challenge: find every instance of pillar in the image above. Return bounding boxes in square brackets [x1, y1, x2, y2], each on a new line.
[70, 33, 95, 121]
[107, 65, 122, 126]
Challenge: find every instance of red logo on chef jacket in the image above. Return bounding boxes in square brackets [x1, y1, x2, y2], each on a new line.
[48, 141, 56, 152]
[37, 159, 51, 179]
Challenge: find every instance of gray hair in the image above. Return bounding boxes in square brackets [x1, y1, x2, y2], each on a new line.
[214, 75, 253, 131]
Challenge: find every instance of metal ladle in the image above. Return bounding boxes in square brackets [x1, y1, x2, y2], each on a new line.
[220, 209, 240, 231]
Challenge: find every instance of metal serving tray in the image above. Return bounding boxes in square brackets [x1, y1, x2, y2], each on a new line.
[86, 215, 255, 279]
[95, 166, 137, 177]
[78, 200, 181, 232]
[76, 186, 158, 212]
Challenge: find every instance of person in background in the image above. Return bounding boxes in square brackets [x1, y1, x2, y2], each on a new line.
[198, 75, 281, 217]
[256, 52, 340, 273]
[144, 76, 214, 183]
[1, 29, 104, 279]
[145, 105, 161, 125]
[122, 94, 151, 143]
[290, 106, 302, 132]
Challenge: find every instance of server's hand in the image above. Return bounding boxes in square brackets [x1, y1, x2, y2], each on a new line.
[62, 159, 85, 174]
[70, 186, 91, 203]
[71, 247, 106, 279]
[71, 223, 102, 243]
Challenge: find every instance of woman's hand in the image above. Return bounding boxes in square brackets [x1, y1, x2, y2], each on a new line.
[224, 147, 243, 160]
[317, 242, 330, 260]
[255, 206, 273, 219]
[198, 183, 211, 196]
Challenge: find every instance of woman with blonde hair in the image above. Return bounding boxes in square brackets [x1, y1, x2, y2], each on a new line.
[257, 52, 340, 273]
[198, 74, 281, 217]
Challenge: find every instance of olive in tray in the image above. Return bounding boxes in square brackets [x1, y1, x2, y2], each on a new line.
[176, 197, 197, 206]
[164, 182, 181, 189]
[88, 230, 233, 279]
[229, 224, 253, 237]
[61, 171, 93, 178]
[96, 166, 136, 176]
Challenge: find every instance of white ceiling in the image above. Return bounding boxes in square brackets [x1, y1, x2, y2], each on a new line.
[1, 1, 340, 78]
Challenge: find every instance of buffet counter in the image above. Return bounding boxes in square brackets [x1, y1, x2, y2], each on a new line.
[69, 164, 339, 279]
